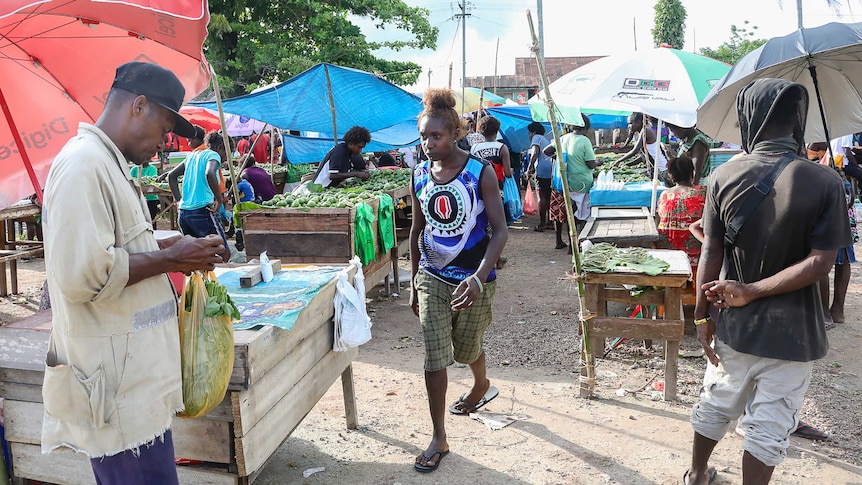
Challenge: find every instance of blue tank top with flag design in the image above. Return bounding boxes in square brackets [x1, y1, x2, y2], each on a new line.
[414, 156, 495, 285]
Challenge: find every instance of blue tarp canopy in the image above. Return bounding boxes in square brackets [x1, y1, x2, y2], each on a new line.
[192, 63, 422, 163]
[487, 105, 628, 153]
[281, 118, 419, 164]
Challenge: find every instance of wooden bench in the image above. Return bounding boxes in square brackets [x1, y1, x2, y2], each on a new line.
[0, 248, 43, 297]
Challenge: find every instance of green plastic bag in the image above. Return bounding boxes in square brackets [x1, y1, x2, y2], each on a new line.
[354, 202, 376, 265]
[377, 194, 395, 253]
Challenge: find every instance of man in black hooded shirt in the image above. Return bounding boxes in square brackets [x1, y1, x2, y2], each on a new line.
[685, 79, 850, 484]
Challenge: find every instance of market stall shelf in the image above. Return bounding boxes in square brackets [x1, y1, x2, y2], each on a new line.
[0, 264, 358, 484]
[241, 197, 401, 294]
[579, 206, 658, 247]
[580, 249, 691, 401]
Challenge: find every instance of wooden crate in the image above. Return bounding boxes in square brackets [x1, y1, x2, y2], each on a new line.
[241, 197, 393, 282]
[579, 206, 658, 247]
[0, 266, 359, 484]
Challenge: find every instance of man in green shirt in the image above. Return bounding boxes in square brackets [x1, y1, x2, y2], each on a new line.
[131, 160, 159, 220]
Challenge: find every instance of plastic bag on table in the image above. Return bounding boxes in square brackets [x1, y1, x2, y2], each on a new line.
[178, 271, 236, 418]
[523, 181, 537, 215]
[333, 257, 372, 351]
[502, 176, 523, 224]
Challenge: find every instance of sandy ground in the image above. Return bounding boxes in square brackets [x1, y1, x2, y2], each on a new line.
[1, 212, 861, 484]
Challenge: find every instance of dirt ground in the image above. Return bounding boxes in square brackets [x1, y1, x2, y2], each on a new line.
[2, 211, 861, 484]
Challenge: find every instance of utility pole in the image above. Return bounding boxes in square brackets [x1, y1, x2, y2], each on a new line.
[797, 0, 803, 28]
[427, 69, 432, 89]
[448, 62, 453, 89]
[493, 38, 499, 95]
[454, 1, 471, 114]
[537, 0, 545, 61]
[633, 17, 637, 51]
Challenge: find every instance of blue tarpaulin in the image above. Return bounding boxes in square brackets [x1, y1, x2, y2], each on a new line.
[487, 106, 629, 154]
[192, 63, 422, 163]
[282, 118, 420, 164]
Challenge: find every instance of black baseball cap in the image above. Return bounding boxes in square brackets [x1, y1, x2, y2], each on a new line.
[110, 62, 196, 138]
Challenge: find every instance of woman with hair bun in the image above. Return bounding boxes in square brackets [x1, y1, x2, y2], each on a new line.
[409, 88, 508, 473]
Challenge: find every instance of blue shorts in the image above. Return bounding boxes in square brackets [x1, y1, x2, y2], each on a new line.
[90, 429, 178, 485]
[836, 246, 856, 265]
[178, 207, 229, 251]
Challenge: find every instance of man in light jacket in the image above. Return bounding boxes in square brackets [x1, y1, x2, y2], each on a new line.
[42, 62, 226, 484]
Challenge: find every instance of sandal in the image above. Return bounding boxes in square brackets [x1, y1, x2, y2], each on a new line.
[792, 422, 828, 441]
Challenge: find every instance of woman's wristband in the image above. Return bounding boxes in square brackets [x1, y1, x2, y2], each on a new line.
[468, 274, 484, 293]
[694, 317, 710, 326]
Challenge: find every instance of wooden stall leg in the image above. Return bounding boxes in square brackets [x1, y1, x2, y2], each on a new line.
[663, 287, 683, 401]
[10, 258, 17, 294]
[0, 260, 7, 297]
[390, 246, 400, 293]
[341, 364, 358, 429]
[5, 220, 14, 249]
[664, 340, 680, 401]
[580, 283, 600, 398]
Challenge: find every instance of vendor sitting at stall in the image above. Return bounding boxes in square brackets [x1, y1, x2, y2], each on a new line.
[666, 123, 712, 184]
[240, 155, 279, 202]
[617, 112, 668, 184]
[311, 126, 372, 187]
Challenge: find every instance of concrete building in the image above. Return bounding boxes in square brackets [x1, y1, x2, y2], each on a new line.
[465, 56, 604, 104]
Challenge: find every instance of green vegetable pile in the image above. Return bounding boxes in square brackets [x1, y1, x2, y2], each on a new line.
[595, 154, 649, 183]
[582, 243, 670, 276]
[259, 169, 410, 210]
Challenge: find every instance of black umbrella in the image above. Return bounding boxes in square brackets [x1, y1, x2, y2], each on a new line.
[697, 21, 862, 161]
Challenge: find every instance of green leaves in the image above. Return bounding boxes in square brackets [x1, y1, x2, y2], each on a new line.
[699, 21, 767, 65]
[205, 0, 439, 96]
[652, 0, 687, 49]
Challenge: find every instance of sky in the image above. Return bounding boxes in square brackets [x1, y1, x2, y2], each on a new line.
[354, 0, 862, 92]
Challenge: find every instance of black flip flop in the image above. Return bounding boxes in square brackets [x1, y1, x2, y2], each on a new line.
[683, 466, 717, 484]
[449, 386, 499, 415]
[414, 449, 449, 473]
[793, 422, 829, 441]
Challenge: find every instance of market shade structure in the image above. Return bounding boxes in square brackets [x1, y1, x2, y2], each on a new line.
[529, 47, 731, 128]
[179, 106, 267, 137]
[697, 21, 862, 146]
[0, 0, 211, 211]
[486, 105, 627, 153]
[454, 87, 507, 114]
[192, 63, 423, 162]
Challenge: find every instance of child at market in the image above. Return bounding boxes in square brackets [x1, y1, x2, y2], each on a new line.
[409, 88, 508, 473]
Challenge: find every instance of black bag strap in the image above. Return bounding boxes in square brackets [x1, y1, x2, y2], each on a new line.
[724, 152, 796, 249]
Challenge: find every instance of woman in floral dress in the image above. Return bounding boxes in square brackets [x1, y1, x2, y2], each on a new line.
[655, 155, 706, 273]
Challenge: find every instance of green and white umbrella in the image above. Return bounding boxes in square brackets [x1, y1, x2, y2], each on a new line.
[529, 47, 731, 128]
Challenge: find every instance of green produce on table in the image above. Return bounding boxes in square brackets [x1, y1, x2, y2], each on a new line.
[258, 168, 411, 210]
[582, 243, 670, 275]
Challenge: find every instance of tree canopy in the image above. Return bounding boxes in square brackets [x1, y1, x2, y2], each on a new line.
[699, 21, 767, 65]
[652, 0, 686, 49]
[205, 0, 439, 97]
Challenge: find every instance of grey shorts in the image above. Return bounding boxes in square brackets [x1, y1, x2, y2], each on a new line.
[690, 339, 813, 467]
[415, 270, 496, 372]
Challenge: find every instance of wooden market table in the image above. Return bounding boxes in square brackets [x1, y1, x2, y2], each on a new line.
[580, 249, 691, 401]
[0, 265, 358, 484]
[579, 206, 658, 247]
[141, 183, 178, 231]
[0, 201, 44, 296]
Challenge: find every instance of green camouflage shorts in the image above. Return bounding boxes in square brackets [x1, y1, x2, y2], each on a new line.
[414, 270, 496, 372]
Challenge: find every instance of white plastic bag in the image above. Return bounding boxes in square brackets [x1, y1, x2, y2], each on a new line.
[333, 257, 372, 351]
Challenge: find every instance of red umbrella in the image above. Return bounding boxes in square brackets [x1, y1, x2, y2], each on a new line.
[0, 0, 211, 210]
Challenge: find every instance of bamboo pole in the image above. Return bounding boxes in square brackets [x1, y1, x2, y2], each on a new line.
[209, 65, 242, 230]
[324, 64, 338, 148]
[526, 10, 596, 398]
